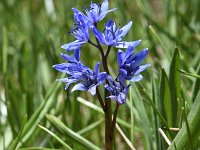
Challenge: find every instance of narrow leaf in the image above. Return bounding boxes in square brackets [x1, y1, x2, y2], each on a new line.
[38, 124, 73, 150]
[160, 68, 172, 127]
[168, 90, 200, 150]
[46, 114, 101, 150]
[169, 47, 181, 126]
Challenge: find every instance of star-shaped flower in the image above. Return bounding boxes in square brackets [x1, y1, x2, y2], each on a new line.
[117, 45, 151, 82]
[92, 19, 141, 48]
[61, 13, 90, 51]
[53, 49, 107, 95]
[105, 76, 130, 104]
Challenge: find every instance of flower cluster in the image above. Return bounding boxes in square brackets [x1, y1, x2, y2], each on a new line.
[53, 0, 150, 104]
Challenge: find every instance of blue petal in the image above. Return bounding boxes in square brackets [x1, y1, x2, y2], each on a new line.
[61, 40, 86, 51]
[94, 62, 100, 74]
[72, 72, 87, 80]
[123, 84, 130, 94]
[130, 75, 143, 82]
[74, 49, 80, 61]
[117, 93, 126, 104]
[123, 46, 134, 62]
[119, 69, 127, 77]
[131, 48, 148, 68]
[72, 8, 87, 21]
[115, 40, 141, 48]
[105, 19, 114, 28]
[134, 64, 151, 75]
[118, 21, 132, 40]
[53, 63, 70, 73]
[71, 83, 87, 92]
[107, 95, 117, 101]
[88, 84, 97, 95]
[105, 84, 113, 93]
[106, 75, 114, 87]
[117, 50, 124, 66]
[97, 72, 107, 84]
[61, 53, 76, 62]
[99, 8, 117, 21]
[100, 0, 109, 13]
[56, 78, 78, 90]
[92, 27, 107, 45]
[72, 8, 83, 15]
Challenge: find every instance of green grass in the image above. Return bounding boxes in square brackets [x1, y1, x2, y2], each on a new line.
[0, 0, 200, 149]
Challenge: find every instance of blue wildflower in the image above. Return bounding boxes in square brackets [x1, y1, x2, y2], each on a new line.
[105, 76, 130, 104]
[92, 19, 141, 48]
[61, 13, 90, 51]
[117, 45, 151, 82]
[72, 0, 116, 24]
[53, 49, 107, 95]
[85, 0, 117, 23]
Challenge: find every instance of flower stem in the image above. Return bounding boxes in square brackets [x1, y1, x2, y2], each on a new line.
[96, 88, 105, 112]
[110, 102, 119, 139]
[103, 45, 113, 150]
[105, 92, 112, 150]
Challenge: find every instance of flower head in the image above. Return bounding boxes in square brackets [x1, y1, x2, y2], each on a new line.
[84, 0, 117, 23]
[92, 19, 140, 48]
[53, 49, 107, 95]
[61, 13, 90, 51]
[105, 76, 130, 104]
[117, 45, 151, 82]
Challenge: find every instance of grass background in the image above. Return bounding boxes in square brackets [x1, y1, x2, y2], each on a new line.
[0, 0, 200, 149]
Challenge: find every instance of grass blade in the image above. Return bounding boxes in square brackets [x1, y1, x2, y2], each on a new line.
[168, 90, 200, 150]
[46, 114, 101, 150]
[38, 124, 73, 150]
[7, 78, 62, 149]
[169, 47, 181, 126]
[77, 118, 104, 135]
[8, 115, 27, 150]
[160, 68, 172, 128]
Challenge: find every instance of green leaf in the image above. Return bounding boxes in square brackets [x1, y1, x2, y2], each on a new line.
[18, 148, 62, 150]
[179, 70, 200, 79]
[160, 68, 172, 128]
[169, 47, 181, 126]
[192, 63, 200, 102]
[168, 90, 200, 150]
[8, 115, 27, 150]
[77, 118, 104, 135]
[7, 77, 63, 149]
[46, 114, 101, 150]
[2, 26, 8, 74]
[38, 124, 73, 150]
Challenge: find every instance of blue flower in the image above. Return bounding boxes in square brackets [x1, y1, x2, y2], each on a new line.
[53, 49, 107, 95]
[85, 0, 117, 23]
[105, 76, 130, 104]
[61, 13, 90, 51]
[117, 45, 151, 82]
[72, 0, 116, 24]
[92, 19, 140, 48]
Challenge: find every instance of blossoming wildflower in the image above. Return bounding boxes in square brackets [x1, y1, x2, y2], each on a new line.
[105, 76, 130, 104]
[53, 49, 107, 95]
[92, 19, 141, 48]
[85, 0, 117, 23]
[61, 13, 90, 51]
[117, 45, 151, 82]
[72, 0, 116, 24]
[54, 0, 150, 147]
